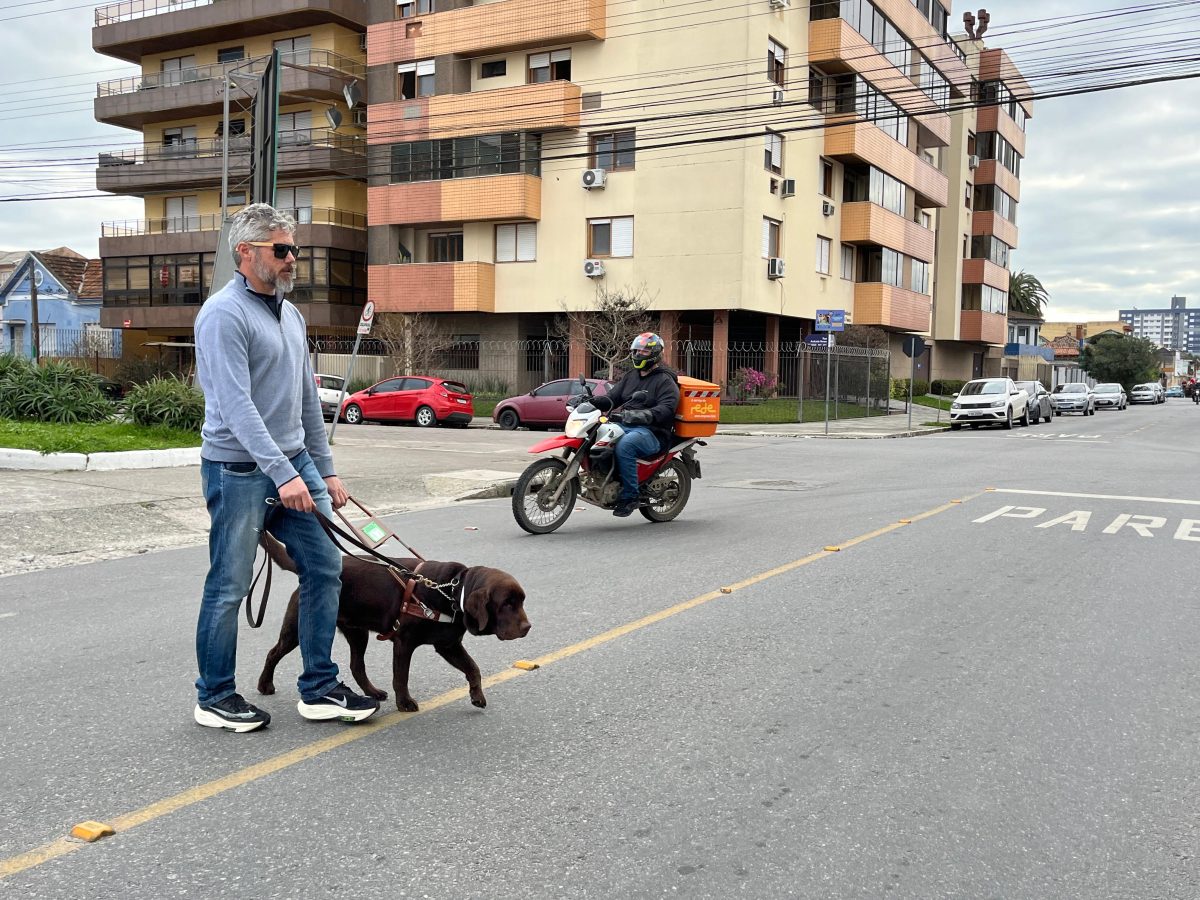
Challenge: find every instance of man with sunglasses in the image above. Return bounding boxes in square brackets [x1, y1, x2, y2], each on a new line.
[192, 203, 378, 732]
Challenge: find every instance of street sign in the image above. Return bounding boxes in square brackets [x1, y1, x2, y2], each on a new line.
[803, 333, 830, 347]
[815, 309, 846, 333]
[902, 335, 927, 358]
[356, 300, 375, 336]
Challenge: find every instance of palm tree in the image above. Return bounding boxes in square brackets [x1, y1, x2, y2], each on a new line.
[1008, 270, 1049, 318]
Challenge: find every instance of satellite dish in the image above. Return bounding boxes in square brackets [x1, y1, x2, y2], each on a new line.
[343, 79, 362, 109]
[325, 107, 343, 130]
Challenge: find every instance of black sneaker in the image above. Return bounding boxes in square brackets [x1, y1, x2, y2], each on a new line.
[297, 682, 380, 723]
[194, 694, 271, 733]
[613, 499, 638, 518]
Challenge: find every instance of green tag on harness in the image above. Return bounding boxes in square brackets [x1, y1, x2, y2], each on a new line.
[361, 521, 387, 543]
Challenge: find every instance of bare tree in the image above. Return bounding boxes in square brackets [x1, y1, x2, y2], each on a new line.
[556, 283, 657, 379]
[373, 313, 455, 376]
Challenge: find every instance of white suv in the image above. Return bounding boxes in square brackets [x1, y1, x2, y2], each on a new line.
[949, 377, 1030, 430]
[314, 373, 346, 421]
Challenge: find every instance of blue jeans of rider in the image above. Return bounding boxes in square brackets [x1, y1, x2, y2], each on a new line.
[196, 451, 343, 706]
[615, 426, 662, 503]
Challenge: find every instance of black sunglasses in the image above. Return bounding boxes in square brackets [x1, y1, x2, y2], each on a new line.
[247, 241, 302, 260]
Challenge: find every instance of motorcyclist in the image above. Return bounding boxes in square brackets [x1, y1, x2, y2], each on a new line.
[594, 332, 681, 517]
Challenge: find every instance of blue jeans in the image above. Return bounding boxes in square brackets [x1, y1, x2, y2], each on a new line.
[196, 451, 343, 705]
[614, 426, 663, 502]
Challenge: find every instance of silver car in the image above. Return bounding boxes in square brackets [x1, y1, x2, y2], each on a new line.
[1016, 381, 1053, 423]
[1093, 382, 1127, 411]
[1051, 382, 1095, 416]
[1130, 383, 1158, 404]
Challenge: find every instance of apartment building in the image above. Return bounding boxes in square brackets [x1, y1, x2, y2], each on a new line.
[929, 42, 1031, 382]
[363, 0, 980, 383]
[1119, 296, 1200, 352]
[91, 0, 371, 341]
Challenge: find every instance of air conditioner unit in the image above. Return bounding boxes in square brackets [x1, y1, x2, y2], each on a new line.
[772, 88, 785, 107]
[581, 168, 607, 190]
[967, 154, 980, 169]
[769, 0, 789, 8]
[359, 33, 367, 51]
[768, 258, 786, 279]
[781, 178, 796, 198]
[352, 107, 367, 127]
[821, 200, 835, 216]
[583, 259, 606, 278]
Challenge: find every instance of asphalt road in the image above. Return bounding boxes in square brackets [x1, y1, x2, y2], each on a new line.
[1, 401, 1197, 898]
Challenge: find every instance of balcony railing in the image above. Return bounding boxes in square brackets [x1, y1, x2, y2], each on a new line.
[97, 0, 217, 26]
[97, 50, 365, 97]
[98, 128, 365, 166]
[101, 207, 367, 237]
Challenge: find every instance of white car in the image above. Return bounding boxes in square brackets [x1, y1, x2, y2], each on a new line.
[314, 373, 346, 420]
[949, 377, 1030, 430]
[1130, 383, 1159, 404]
[1051, 382, 1095, 416]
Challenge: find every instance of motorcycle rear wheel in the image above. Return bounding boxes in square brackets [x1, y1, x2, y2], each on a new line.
[640, 461, 692, 523]
[512, 457, 577, 534]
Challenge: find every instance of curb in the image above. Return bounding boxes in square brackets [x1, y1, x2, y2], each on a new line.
[0, 447, 202, 472]
[715, 428, 945, 439]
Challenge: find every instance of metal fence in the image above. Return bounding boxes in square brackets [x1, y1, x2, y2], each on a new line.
[1, 327, 125, 377]
[310, 336, 892, 422]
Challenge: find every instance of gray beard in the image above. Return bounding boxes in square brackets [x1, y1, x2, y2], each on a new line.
[251, 255, 294, 294]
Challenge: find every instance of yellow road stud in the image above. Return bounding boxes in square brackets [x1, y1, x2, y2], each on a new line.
[898, 519, 912, 524]
[71, 821, 114, 842]
[824, 546, 841, 552]
[512, 660, 539, 671]
[950, 499, 962, 504]
[719, 587, 733, 594]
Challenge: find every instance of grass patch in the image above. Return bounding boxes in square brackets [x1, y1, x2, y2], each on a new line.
[0, 418, 201, 454]
[912, 395, 952, 411]
[472, 399, 498, 420]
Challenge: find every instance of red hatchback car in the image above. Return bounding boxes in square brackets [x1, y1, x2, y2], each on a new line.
[340, 376, 474, 427]
[492, 377, 612, 430]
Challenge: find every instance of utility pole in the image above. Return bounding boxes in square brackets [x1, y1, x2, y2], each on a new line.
[29, 257, 40, 364]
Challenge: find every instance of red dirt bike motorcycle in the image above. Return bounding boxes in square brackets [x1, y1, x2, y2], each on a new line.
[511, 378, 705, 534]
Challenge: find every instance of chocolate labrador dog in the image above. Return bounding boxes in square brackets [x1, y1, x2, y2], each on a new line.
[256, 533, 530, 712]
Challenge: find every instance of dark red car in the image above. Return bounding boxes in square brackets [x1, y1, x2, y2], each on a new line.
[492, 378, 612, 430]
[340, 376, 473, 427]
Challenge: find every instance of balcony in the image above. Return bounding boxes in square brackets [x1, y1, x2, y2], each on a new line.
[368, 173, 540, 226]
[95, 0, 366, 63]
[96, 130, 366, 194]
[99, 208, 367, 256]
[960, 310, 1007, 345]
[976, 106, 1027, 158]
[840, 202, 935, 262]
[369, 262, 495, 313]
[368, 0, 604, 66]
[853, 283, 930, 332]
[368, 81, 581, 144]
[824, 122, 948, 207]
[973, 159, 1021, 201]
[971, 212, 1019, 249]
[962, 258, 1010, 293]
[95, 50, 365, 130]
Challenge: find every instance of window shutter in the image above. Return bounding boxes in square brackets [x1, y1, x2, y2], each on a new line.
[183, 195, 199, 226]
[397, 62, 416, 74]
[295, 185, 313, 209]
[496, 224, 516, 262]
[529, 52, 550, 68]
[516, 223, 537, 261]
[550, 49, 571, 62]
[416, 59, 435, 76]
[612, 217, 633, 257]
[761, 218, 771, 258]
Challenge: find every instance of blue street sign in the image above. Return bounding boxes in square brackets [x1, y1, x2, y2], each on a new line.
[803, 333, 830, 347]
[815, 309, 846, 332]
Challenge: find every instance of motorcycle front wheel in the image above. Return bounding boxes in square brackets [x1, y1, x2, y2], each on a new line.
[512, 457, 578, 534]
[640, 461, 692, 523]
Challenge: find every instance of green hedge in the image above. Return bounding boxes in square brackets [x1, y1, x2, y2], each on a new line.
[890, 378, 930, 400]
[930, 379, 967, 396]
[124, 377, 205, 431]
[0, 355, 113, 424]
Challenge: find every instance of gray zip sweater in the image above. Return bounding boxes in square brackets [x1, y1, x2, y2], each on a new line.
[195, 274, 334, 488]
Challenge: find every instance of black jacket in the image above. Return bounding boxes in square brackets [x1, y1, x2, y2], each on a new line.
[604, 365, 680, 450]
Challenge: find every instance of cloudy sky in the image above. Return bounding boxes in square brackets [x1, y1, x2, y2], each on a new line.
[0, 0, 1196, 322]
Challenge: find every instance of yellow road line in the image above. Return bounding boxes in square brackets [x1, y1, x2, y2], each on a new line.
[0, 494, 973, 882]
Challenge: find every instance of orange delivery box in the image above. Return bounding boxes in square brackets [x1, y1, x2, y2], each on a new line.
[674, 375, 720, 438]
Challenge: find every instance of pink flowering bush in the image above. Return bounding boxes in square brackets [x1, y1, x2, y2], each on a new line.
[729, 367, 779, 401]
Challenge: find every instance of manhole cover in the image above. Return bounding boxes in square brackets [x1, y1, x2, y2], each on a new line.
[719, 479, 827, 492]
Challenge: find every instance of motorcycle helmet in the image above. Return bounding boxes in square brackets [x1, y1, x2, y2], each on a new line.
[629, 332, 665, 370]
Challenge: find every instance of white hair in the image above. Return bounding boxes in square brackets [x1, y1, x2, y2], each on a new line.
[228, 203, 297, 265]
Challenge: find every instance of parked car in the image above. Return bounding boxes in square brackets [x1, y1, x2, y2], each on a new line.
[1092, 382, 1127, 410]
[492, 377, 613, 430]
[314, 373, 345, 421]
[1152, 382, 1166, 403]
[949, 377, 1029, 430]
[340, 376, 474, 427]
[1130, 383, 1159, 404]
[1051, 382, 1095, 416]
[1166, 385, 1184, 398]
[1016, 381, 1053, 423]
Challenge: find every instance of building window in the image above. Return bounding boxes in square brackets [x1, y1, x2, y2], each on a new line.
[495, 223, 537, 262]
[276, 185, 313, 224]
[217, 46, 244, 64]
[164, 196, 198, 232]
[821, 158, 834, 196]
[221, 189, 247, 209]
[840, 245, 854, 280]
[768, 39, 787, 86]
[911, 259, 929, 293]
[590, 130, 635, 171]
[588, 216, 633, 258]
[528, 49, 571, 84]
[807, 66, 827, 110]
[816, 236, 831, 275]
[273, 35, 312, 64]
[397, 0, 432, 17]
[397, 59, 435, 99]
[390, 132, 541, 183]
[761, 217, 781, 259]
[764, 130, 783, 174]
[428, 232, 463, 263]
[481, 59, 506, 78]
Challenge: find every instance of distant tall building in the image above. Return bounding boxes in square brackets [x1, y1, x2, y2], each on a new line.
[1119, 296, 1199, 352]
